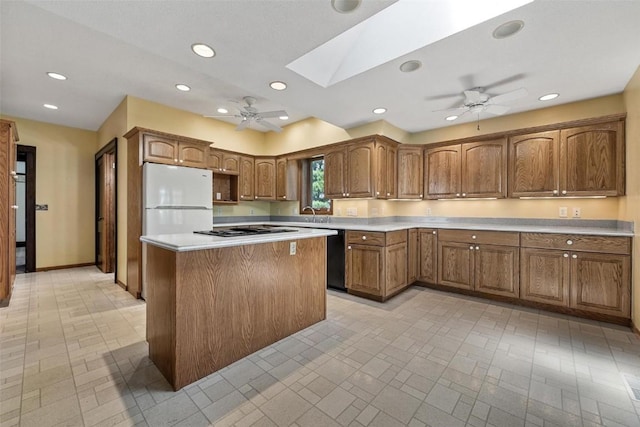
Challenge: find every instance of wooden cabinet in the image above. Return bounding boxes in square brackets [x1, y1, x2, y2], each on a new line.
[254, 157, 276, 200]
[324, 140, 376, 199]
[520, 233, 630, 318]
[438, 230, 519, 298]
[418, 228, 438, 284]
[424, 138, 507, 199]
[1, 120, 18, 302]
[143, 133, 208, 168]
[276, 158, 299, 201]
[346, 230, 408, 301]
[408, 229, 418, 284]
[375, 142, 397, 199]
[213, 173, 238, 204]
[208, 150, 239, 174]
[238, 156, 254, 201]
[509, 118, 625, 197]
[397, 146, 423, 199]
[324, 147, 347, 199]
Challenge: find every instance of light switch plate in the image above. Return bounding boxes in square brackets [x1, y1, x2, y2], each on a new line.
[346, 208, 357, 216]
[289, 241, 296, 255]
[559, 207, 568, 218]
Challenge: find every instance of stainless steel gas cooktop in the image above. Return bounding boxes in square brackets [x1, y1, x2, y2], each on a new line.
[194, 225, 296, 238]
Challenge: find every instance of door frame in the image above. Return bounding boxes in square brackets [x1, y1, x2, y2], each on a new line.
[16, 145, 36, 273]
[95, 138, 117, 281]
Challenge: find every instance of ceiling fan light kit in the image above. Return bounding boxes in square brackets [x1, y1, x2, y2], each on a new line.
[434, 86, 528, 122]
[205, 96, 288, 133]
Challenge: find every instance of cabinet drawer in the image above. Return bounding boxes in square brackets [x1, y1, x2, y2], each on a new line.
[347, 231, 385, 246]
[438, 229, 520, 246]
[521, 233, 631, 255]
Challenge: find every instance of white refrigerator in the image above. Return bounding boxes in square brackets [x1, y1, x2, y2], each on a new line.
[142, 163, 213, 298]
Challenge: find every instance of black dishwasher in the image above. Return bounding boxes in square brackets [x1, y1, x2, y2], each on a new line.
[327, 230, 346, 291]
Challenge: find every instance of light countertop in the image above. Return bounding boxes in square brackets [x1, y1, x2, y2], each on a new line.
[141, 227, 337, 252]
[212, 221, 634, 237]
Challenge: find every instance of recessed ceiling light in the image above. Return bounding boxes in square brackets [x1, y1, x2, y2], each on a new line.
[373, 108, 386, 114]
[175, 84, 191, 92]
[46, 72, 67, 80]
[492, 20, 525, 39]
[269, 81, 287, 91]
[279, 115, 289, 120]
[539, 93, 559, 101]
[217, 107, 228, 114]
[43, 104, 58, 110]
[191, 43, 215, 58]
[331, 0, 361, 13]
[445, 115, 458, 121]
[399, 60, 422, 73]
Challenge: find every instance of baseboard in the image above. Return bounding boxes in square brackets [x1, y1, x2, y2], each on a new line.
[632, 321, 640, 338]
[35, 262, 95, 272]
[117, 279, 127, 290]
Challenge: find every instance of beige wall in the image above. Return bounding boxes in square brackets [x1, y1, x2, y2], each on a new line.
[97, 98, 128, 285]
[621, 65, 640, 323]
[1, 115, 97, 269]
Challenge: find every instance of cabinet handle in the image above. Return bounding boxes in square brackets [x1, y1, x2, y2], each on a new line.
[12, 175, 18, 181]
[562, 190, 567, 195]
[179, 160, 184, 163]
[387, 192, 390, 196]
[342, 193, 346, 197]
[553, 190, 558, 195]
[347, 246, 352, 250]
[283, 196, 287, 199]
[346, 193, 350, 197]
[475, 246, 479, 250]
[174, 158, 178, 162]
[240, 195, 244, 199]
[563, 253, 569, 258]
[469, 246, 474, 250]
[376, 191, 379, 195]
[10, 171, 17, 176]
[432, 231, 436, 235]
[420, 194, 423, 198]
[362, 236, 367, 240]
[471, 235, 477, 239]
[566, 240, 573, 245]
[572, 254, 578, 259]
[11, 205, 19, 210]
[456, 193, 460, 197]
[462, 193, 466, 197]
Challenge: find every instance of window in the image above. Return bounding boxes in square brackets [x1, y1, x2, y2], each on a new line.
[301, 157, 332, 214]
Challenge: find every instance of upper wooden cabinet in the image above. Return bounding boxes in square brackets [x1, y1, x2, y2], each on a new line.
[1, 120, 18, 302]
[425, 138, 507, 199]
[324, 147, 347, 199]
[143, 133, 208, 168]
[208, 150, 239, 174]
[254, 157, 276, 200]
[324, 141, 376, 199]
[238, 156, 254, 201]
[375, 142, 397, 199]
[276, 158, 299, 201]
[509, 118, 624, 197]
[397, 146, 423, 199]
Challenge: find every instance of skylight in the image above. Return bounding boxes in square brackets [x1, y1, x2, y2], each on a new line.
[287, 0, 533, 88]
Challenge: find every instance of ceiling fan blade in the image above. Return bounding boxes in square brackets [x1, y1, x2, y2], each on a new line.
[484, 104, 510, 115]
[432, 106, 466, 113]
[236, 119, 250, 131]
[256, 110, 288, 119]
[463, 90, 484, 104]
[256, 118, 283, 133]
[488, 88, 528, 105]
[484, 73, 527, 91]
[425, 92, 461, 101]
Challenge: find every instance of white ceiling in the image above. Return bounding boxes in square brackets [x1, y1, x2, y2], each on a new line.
[2, 0, 640, 134]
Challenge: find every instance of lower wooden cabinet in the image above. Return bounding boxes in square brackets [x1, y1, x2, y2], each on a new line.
[408, 229, 419, 284]
[345, 230, 408, 301]
[437, 230, 520, 298]
[418, 229, 438, 284]
[520, 233, 631, 319]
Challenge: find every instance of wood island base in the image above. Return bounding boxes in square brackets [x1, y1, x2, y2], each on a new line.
[145, 237, 327, 390]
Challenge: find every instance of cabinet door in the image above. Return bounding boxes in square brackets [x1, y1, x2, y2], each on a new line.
[346, 244, 384, 296]
[276, 158, 299, 201]
[208, 150, 222, 170]
[418, 229, 438, 284]
[473, 244, 519, 298]
[254, 158, 276, 200]
[386, 242, 407, 295]
[461, 138, 507, 198]
[520, 248, 570, 307]
[143, 134, 179, 165]
[570, 252, 630, 317]
[178, 142, 207, 168]
[508, 131, 559, 197]
[375, 143, 397, 199]
[424, 145, 461, 199]
[397, 147, 423, 199]
[407, 229, 419, 284]
[239, 156, 254, 201]
[347, 143, 374, 198]
[438, 240, 473, 290]
[560, 121, 625, 196]
[222, 154, 240, 173]
[324, 148, 346, 199]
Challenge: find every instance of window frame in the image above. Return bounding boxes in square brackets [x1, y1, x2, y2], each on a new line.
[299, 156, 333, 215]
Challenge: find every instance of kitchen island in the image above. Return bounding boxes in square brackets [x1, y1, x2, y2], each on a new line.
[141, 227, 336, 390]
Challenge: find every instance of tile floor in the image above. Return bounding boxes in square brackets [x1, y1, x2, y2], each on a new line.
[1, 267, 640, 427]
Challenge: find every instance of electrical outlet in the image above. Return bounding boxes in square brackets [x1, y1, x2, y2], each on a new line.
[371, 208, 379, 216]
[426, 207, 432, 216]
[336, 207, 342, 216]
[216, 207, 222, 215]
[346, 207, 357, 216]
[250, 209, 255, 215]
[559, 207, 568, 218]
[289, 241, 296, 255]
[292, 207, 298, 214]
[572, 207, 581, 218]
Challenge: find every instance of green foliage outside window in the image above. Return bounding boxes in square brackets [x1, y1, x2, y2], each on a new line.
[311, 159, 331, 210]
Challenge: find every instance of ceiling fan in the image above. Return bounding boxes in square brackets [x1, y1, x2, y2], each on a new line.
[205, 96, 288, 132]
[434, 87, 528, 118]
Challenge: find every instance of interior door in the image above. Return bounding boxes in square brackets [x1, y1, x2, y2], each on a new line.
[95, 142, 116, 274]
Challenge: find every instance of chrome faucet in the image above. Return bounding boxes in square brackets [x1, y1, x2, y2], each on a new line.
[302, 205, 316, 223]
